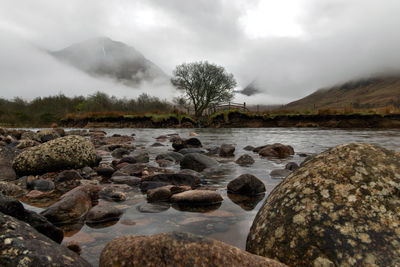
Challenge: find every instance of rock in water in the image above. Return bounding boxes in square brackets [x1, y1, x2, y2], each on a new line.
[246, 143, 400, 267]
[100, 232, 287, 267]
[180, 153, 218, 172]
[227, 174, 265, 196]
[13, 135, 97, 176]
[0, 212, 90, 267]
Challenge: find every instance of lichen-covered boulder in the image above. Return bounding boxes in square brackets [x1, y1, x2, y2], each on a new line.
[246, 143, 400, 267]
[100, 232, 287, 267]
[0, 212, 90, 267]
[13, 135, 97, 176]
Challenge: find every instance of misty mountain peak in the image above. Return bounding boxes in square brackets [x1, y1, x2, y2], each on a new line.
[51, 37, 167, 86]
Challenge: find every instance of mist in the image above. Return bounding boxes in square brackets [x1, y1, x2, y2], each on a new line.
[1, 0, 400, 104]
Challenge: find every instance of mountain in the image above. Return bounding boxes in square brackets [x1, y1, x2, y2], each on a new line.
[51, 37, 168, 86]
[238, 81, 261, 96]
[285, 75, 400, 111]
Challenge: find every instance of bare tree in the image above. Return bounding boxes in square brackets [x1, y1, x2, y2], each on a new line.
[171, 61, 236, 117]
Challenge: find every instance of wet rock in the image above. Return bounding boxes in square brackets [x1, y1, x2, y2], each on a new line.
[171, 190, 223, 205]
[137, 202, 170, 213]
[269, 169, 291, 178]
[258, 143, 294, 158]
[16, 139, 40, 149]
[65, 241, 82, 254]
[37, 129, 60, 142]
[147, 186, 174, 202]
[189, 132, 198, 136]
[0, 194, 63, 243]
[0, 181, 24, 197]
[180, 153, 218, 172]
[179, 169, 204, 179]
[156, 159, 174, 167]
[41, 184, 100, 224]
[227, 174, 265, 196]
[96, 166, 115, 178]
[55, 170, 83, 183]
[185, 137, 202, 148]
[81, 166, 94, 178]
[247, 143, 400, 267]
[0, 212, 90, 266]
[155, 152, 184, 162]
[13, 135, 97, 176]
[119, 163, 164, 177]
[178, 148, 207, 155]
[99, 185, 128, 202]
[28, 179, 55, 192]
[219, 144, 235, 157]
[111, 176, 141, 187]
[235, 154, 255, 166]
[243, 145, 255, 151]
[151, 142, 164, 147]
[21, 131, 41, 142]
[0, 146, 18, 181]
[172, 138, 185, 151]
[285, 162, 299, 171]
[132, 152, 149, 163]
[111, 147, 129, 159]
[100, 232, 286, 267]
[86, 202, 123, 224]
[143, 173, 201, 188]
[140, 181, 171, 192]
[205, 146, 220, 155]
[117, 156, 136, 164]
[228, 192, 265, 211]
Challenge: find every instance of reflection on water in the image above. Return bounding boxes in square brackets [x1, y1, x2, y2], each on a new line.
[27, 128, 400, 266]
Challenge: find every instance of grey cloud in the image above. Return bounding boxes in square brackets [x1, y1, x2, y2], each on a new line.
[1, 0, 400, 104]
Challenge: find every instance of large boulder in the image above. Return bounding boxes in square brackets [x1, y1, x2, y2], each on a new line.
[0, 194, 63, 243]
[180, 153, 218, 172]
[0, 212, 90, 267]
[100, 232, 286, 267]
[13, 135, 97, 176]
[247, 143, 400, 267]
[227, 174, 266, 196]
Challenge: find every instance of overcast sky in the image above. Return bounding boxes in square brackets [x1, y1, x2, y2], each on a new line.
[1, 0, 400, 104]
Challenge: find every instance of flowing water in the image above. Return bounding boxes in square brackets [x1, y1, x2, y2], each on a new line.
[23, 128, 400, 266]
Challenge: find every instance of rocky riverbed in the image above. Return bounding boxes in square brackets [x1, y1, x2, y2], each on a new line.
[0, 127, 399, 266]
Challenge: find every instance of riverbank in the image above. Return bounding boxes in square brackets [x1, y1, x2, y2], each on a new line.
[60, 111, 400, 128]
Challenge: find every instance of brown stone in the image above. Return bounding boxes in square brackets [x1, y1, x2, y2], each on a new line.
[100, 232, 287, 267]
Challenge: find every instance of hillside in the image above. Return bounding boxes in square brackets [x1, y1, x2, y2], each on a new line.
[51, 37, 167, 86]
[285, 76, 400, 111]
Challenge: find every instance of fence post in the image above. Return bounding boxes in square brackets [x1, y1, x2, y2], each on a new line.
[228, 102, 231, 110]
[244, 102, 246, 111]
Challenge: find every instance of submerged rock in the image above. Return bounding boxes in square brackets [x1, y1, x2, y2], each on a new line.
[13, 135, 97, 176]
[235, 154, 255, 166]
[99, 232, 286, 267]
[86, 202, 123, 224]
[219, 144, 235, 157]
[269, 169, 291, 178]
[227, 174, 265, 196]
[0, 212, 90, 267]
[111, 176, 141, 187]
[180, 153, 218, 172]
[247, 143, 400, 267]
[143, 173, 201, 188]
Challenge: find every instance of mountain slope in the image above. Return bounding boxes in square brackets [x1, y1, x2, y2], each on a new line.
[285, 76, 400, 110]
[51, 37, 167, 86]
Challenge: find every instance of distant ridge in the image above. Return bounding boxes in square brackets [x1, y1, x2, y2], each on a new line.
[51, 37, 168, 86]
[285, 75, 400, 110]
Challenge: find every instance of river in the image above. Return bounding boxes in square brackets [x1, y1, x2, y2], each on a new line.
[23, 128, 400, 266]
